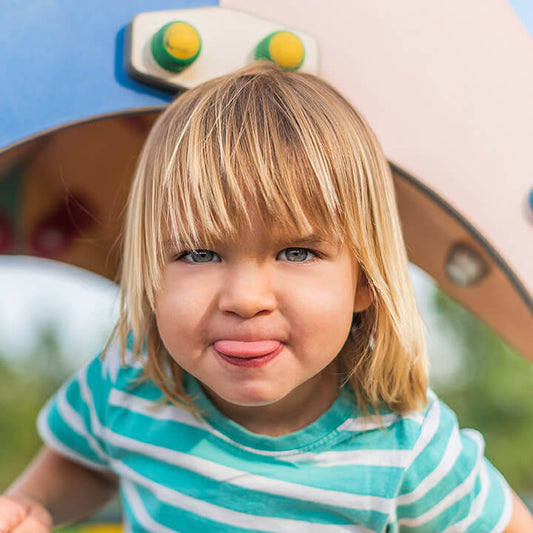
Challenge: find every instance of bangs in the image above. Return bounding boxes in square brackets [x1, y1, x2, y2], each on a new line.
[154, 68, 350, 255]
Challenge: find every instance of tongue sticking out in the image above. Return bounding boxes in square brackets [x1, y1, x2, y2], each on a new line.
[214, 340, 281, 358]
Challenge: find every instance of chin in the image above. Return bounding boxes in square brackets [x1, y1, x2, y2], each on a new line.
[218, 385, 285, 408]
[225, 392, 280, 408]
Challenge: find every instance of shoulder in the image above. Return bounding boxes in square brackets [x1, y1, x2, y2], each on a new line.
[402, 389, 455, 459]
[401, 389, 484, 474]
[45, 337, 153, 423]
[391, 390, 513, 531]
[338, 390, 436, 452]
[336, 391, 475, 481]
[363, 389, 459, 457]
[379, 389, 477, 480]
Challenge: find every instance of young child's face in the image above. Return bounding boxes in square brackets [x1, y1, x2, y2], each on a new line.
[155, 220, 371, 432]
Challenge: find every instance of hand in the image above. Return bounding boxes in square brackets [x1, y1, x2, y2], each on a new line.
[0, 495, 52, 533]
[503, 491, 533, 532]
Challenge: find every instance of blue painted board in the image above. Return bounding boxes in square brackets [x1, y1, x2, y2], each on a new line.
[0, 0, 218, 150]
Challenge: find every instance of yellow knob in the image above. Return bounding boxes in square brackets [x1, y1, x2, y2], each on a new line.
[151, 21, 201, 72]
[255, 31, 305, 71]
[269, 32, 305, 70]
[164, 22, 201, 60]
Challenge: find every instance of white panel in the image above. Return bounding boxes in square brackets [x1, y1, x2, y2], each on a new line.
[128, 7, 318, 90]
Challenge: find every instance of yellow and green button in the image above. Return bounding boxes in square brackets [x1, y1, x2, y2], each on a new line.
[151, 21, 201, 72]
[255, 31, 305, 71]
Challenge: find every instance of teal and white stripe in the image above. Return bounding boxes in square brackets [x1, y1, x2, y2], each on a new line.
[38, 346, 512, 532]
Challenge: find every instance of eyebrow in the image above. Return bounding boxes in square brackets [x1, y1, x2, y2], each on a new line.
[283, 234, 323, 245]
[272, 233, 338, 247]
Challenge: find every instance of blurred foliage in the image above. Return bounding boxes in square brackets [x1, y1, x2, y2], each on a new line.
[430, 289, 533, 494]
[0, 323, 69, 491]
[0, 323, 122, 529]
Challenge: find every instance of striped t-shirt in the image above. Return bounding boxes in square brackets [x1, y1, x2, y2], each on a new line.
[37, 345, 512, 532]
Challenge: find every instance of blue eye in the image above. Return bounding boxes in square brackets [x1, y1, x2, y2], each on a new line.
[278, 248, 316, 262]
[179, 250, 220, 263]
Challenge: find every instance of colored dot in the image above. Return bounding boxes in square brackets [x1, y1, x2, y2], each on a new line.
[151, 21, 201, 72]
[268, 31, 305, 70]
[164, 22, 201, 60]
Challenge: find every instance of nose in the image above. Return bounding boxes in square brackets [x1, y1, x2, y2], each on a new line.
[218, 262, 276, 318]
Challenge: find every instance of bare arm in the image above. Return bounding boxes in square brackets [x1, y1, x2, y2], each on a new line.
[2, 445, 118, 528]
[503, 491, 533, 532]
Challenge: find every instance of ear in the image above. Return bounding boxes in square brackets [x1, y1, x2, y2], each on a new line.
[353, 274, 373, 313]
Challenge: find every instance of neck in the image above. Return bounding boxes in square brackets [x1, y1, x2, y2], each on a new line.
[202, 365, 340, 436]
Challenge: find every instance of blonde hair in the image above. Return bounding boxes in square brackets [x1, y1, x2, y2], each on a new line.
[108, 61, 428, 414]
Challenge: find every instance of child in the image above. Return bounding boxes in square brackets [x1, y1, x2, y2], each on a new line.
[1, 62, 531, 532]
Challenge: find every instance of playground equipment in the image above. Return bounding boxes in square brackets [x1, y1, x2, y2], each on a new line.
[1, 0, 532, 364]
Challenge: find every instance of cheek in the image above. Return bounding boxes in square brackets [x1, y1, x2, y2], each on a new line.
[304, 267, 357, 313]
[155, 296, 199, 368]
[154, 294, 178, 351]
[155, 271, 217, 351]
[155, 277, 191, 345]
[157, 268, 206, 316]
[287, 278, 355, 347]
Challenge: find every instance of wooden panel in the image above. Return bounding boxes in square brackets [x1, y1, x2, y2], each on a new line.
[394, 168, 533, 362]
[0, 113, 159, 280]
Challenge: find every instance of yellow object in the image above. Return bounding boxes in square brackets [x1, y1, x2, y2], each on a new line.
[164, 22, 201, 60]
[76, 524, 122, 533]
[268, 31, 305, 70]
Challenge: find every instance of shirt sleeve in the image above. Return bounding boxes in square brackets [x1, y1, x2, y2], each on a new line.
[395, 394, 513, 532]
[37, 350, 116, 472]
